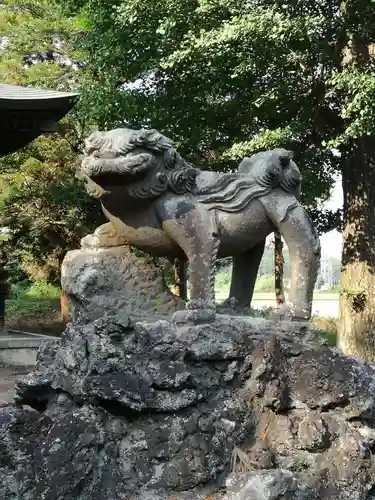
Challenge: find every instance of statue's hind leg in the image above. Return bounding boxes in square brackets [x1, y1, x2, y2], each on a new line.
[227, 240, 266, 309]
[162, 204, 219, 324]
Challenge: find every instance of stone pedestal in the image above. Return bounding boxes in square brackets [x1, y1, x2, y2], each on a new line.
[61, 245, 184, 323]
[1, 314, 375, 499]
[2, 247, 375, 499]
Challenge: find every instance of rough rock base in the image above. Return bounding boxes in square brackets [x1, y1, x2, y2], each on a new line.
[61, 245, 184, 323]
[2, 313, 375, 499]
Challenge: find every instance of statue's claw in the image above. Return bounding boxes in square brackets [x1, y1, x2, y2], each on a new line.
[270, 303, 310, 322]
[219, 297, 241, 309]
[172, 307, 216, 325]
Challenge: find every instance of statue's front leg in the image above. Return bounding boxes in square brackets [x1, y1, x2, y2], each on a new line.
[273, 205, 320, 321]
[162, 203, 219, 324]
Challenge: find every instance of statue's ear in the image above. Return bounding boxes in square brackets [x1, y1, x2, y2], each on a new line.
[279, 150, 293, 168]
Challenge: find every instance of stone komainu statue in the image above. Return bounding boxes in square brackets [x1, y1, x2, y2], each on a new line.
[78, 127, 320, 323]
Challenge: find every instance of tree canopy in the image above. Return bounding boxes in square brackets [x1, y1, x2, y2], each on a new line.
[0, 0, 103, 282]
[58, 0, 370, 226]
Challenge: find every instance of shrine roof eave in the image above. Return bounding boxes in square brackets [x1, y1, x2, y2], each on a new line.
[0, 83, 78, 110]
[0, 84, 79, 157]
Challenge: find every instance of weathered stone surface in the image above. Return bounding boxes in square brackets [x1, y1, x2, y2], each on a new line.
[223, 470, 317, 499]
[0, 365, 31, 405]
[3, 315, 375, 499]
[61, 245, 184, 323]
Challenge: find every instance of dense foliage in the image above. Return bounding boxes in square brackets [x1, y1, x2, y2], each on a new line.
[59, 0, 358, 228]
[61, 0, 375, 149]
[0, 135, 103, 283]
[0, 0, 103, 282]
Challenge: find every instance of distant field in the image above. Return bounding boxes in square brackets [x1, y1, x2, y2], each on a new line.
[252, 292, 338, 301]
[215, 290, 339, 301]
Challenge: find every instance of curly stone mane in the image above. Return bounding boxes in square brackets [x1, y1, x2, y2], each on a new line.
[197, 148, 302, 212]
[82, 127, 200, 200]
[81, 128, 302, 208]
[85, 128, 174, 157]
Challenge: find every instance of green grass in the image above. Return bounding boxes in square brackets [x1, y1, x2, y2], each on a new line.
[6, 282, 62, 334]
[311, 316, 338, 346]
[8, 282, 60, 312]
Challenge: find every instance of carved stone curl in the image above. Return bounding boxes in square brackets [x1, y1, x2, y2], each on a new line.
[78, 127, 320, 323]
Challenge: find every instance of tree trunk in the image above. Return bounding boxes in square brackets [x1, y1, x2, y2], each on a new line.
[337, 138, 375, 361]
[274, 231, 285, 307]
[172, 258, 187, 301]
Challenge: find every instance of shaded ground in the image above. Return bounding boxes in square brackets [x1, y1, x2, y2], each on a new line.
[0, 364, 31, 405]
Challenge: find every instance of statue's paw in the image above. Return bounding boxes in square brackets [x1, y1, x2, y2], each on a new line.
[219, 297, 239, 308]
[270, 303, 310, 322]
[81, 234, 123, 249]
[172, 307, 216, 325]
[81, 233, 100, 249]
[81, 225, 128, 250]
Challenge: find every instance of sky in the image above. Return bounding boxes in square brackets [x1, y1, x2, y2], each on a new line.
[320, 176, 343, 260]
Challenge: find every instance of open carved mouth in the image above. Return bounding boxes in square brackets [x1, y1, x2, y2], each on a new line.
[83, 148, 120, 159]
[83, 145, 95, 156]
